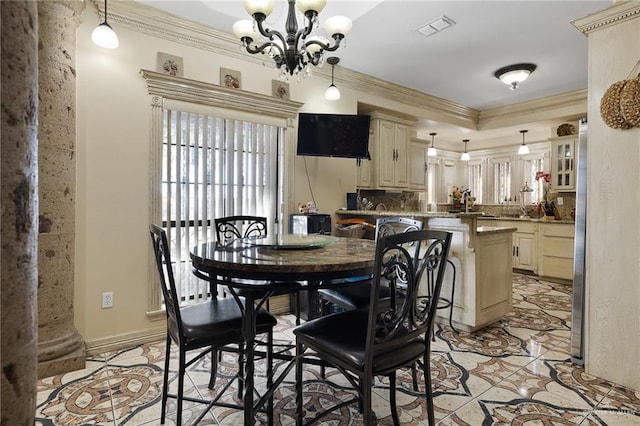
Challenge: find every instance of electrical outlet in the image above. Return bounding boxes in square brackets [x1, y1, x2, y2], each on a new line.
[102, 292, 113, 308]
[557, 197, 563, 205]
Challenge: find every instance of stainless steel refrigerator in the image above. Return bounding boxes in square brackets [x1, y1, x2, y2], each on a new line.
[571, 118, 587, 365]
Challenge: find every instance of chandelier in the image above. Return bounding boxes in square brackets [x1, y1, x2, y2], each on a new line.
[233, 0, 352, 79]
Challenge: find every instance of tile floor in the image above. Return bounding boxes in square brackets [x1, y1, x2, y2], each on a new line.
[35, 273, 640, 425]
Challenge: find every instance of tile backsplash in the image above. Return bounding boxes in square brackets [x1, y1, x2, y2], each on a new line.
[354, 190, 576, 221]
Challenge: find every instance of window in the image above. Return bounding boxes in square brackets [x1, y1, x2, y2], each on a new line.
[161, 109, 283, 304]
[494, 159, 511, 203]
[142, 70, 301, 314]
[467, 162, 483, 204]
[426, 159, 441, 204]
[525, 157, 544, 203]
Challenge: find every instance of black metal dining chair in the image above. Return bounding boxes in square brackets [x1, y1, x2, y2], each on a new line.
[213, 215, 302, 325]
[150, 224, 277, 425]
[317, 216, 423, 313]
[294, 229, 452, 425]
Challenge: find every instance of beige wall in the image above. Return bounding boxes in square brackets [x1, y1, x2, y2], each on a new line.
[581, 5, 640, 390]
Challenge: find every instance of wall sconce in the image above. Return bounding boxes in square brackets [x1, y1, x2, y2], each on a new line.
[494, 63, 536, 91]
[324, 57, 341, 101]
[461, 139, 470, 161]
[427, 132, 437, 157]
[92, 0, 119, 49]
[518, 129, 530, 155]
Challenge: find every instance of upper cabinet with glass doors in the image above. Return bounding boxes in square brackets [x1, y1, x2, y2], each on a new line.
[549, 135, 576, 192]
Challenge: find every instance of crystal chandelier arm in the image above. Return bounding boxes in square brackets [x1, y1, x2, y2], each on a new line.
[253, 17, 287, 47]
[245, 40, 285, 59]
[306, 35, 343, 52]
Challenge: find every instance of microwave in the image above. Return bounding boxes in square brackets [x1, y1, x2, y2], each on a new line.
[290, 214, 332, 235]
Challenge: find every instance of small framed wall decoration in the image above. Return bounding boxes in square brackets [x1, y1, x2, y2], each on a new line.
[157, 52, 183, 77]
[220, 67, 242, 89]
[272, 79, 290, 100]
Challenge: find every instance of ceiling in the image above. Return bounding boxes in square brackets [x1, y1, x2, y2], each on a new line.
[135, 0, 610, 150]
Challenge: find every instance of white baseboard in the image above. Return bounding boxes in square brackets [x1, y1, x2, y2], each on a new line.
[84, 327, 166, 357]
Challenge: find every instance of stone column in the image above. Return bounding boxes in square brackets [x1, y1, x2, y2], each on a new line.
[1, 1, 39, 423]
[37, 0, 86, 378]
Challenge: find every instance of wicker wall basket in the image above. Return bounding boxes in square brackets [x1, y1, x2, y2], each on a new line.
[620, 76, 640, 127]
[600, 60, 640, 129]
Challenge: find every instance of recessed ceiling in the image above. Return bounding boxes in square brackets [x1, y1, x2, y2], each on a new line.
[135, 0, 610, 149]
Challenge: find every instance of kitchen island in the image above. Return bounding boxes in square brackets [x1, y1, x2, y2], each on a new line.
[336, 210, 517, 331]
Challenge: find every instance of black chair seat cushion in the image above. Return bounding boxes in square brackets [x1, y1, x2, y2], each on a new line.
[173, 297, 277, 349]
[318, 281, 391, 311]
[294, 309, 424, 374]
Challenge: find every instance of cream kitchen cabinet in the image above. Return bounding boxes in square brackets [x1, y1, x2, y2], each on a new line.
[356, 127, 373, 189]
[550, 135, 576, 192]
[513, 232, 537, 271]
[369, 112, 415, 190]
[489, 220, 538, 273]
[356, 156, 372, 188]
[409, 140, 428, 190]
[539, 223, 575, 280]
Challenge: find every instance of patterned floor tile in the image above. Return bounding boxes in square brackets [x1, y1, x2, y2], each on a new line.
[34, 273, 639, 426]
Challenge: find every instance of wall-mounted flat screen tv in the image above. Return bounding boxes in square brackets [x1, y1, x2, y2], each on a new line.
[296, 113, 370, 159]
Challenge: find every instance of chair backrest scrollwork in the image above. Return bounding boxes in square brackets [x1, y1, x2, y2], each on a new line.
[215, 215, 267, 246]
[366, 230, 452, 354]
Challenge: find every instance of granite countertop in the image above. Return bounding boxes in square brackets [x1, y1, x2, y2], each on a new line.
[477, 216, 575, 225]
[336, 209, 482, 219]
[336, 210, 575, 225]
[477, 225, 518, 234]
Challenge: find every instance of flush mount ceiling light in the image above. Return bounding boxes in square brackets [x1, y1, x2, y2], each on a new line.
[494, 63, 536, 91]
[92, 0, 119, 49]
[324, 57, 340, 100]
[461, 139, 470, 161]
[233, 0, 352, 79]
[518, 129, 530, 155]
[427, 132, 437, 157]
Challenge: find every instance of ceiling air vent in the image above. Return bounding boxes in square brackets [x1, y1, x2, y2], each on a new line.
[417, 15, 455, 38]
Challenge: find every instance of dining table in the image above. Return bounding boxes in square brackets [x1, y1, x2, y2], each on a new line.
[190, 234, 377, 425]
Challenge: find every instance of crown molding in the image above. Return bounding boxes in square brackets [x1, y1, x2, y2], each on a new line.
[572, 0, 640, 35]
[140, 69, 303, 119]
[478, 90, 587, 130]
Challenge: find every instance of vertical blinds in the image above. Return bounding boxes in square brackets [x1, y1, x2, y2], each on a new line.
[162, 108, 282, 304]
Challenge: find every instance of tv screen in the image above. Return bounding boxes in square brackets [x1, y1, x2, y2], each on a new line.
[296, 113, 370, 159]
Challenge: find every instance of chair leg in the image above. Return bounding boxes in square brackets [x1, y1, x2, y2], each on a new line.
[294, 292, 301, 326]
[389, 372, 400, 426]
[267, 330, 274, 426]
[237, 342, 245, 399]
[177, 348, 186, 426]
[295, 341, 304, 426]
[161, 336, 171, 424]
[362, 375, 373, 425]
[411, 362, 419, 391]
[447, 259, 458, 334]
[423, 352, 436, 426]
[208, 348, 218, 389]
[319, 297, 328, 379]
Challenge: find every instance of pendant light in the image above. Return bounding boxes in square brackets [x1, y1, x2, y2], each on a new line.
[427, 132, 437, 157]
[324, 57, 341, 101]
[92, 0, 119, 49]
[461, 139, 470, 161]
[518, 129, 530, 155]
